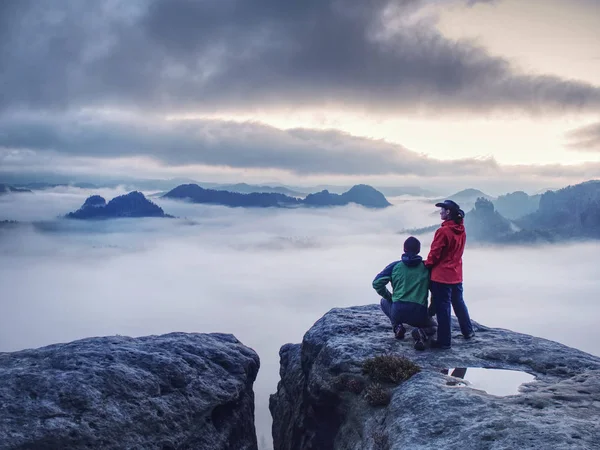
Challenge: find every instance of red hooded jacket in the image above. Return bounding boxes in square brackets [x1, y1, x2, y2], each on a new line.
[424, 220, 466, 284]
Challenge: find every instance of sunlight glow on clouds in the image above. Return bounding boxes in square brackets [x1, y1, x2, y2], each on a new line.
[1, 0, 600, 188]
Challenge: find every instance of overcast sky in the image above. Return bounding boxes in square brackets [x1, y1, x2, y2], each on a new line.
[1, 0, 600, 192]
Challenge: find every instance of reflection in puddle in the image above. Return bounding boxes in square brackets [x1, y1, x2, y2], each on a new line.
[442, 367, 536, 396]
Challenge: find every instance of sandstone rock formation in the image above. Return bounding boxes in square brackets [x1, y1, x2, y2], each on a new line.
[270, 305, 600, 449]
[0, 332, 259, 450]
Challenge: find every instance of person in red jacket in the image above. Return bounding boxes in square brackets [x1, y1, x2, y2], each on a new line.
[425, 199, 475, 349]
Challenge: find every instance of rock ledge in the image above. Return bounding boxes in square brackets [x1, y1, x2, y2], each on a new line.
[0, 332, 260, 450]
[270, 305, 600, 450]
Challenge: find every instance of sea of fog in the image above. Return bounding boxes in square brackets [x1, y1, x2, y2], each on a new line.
[1, 187, 600, 447]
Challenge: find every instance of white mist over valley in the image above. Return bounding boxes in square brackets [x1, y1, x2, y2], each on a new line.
[1, 187, 599, 445]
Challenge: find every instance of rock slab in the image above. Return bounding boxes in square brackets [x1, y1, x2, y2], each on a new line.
[270, 305, 600, 450]
[0, 332, 260, 450]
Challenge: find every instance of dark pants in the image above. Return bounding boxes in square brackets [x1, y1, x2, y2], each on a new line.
[380, 298, 437, 335]
[430, 281, 474, 348]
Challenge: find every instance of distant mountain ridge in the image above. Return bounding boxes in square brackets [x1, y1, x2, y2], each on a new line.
[446, 188, 492, 200]
[401, 199, 537, 244]
[405, 181, 600, 244]
[303, 185, 391, 208]
[517, 180, 600, 239]
[66, 192, 172, 219]
[163, 184, 391, 208]
[434, 188, 542, 220]
[5, 174, 442, 199]
[494, 191, 541, 220]
[0, 183, 32, 194]
[217, 183, 306, 197]
[376, 186, 439, 197]
[434, 188, 493, 211]
[13, 182, 98, 190]
[163, 184, 303, 208]
[464, 198, 515, 243]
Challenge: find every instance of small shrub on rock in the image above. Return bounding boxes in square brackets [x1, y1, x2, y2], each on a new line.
[362, 354, 420, 384]
[332, 374, 366, 394]
[346, 377, 365, 394]
[364, 383, 391, 407]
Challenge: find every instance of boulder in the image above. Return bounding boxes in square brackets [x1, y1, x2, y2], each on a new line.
[0, 332, 260, 450]
[270, 305, 600, 449]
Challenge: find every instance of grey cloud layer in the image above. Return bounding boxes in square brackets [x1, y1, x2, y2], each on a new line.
[5, 113, 600, 182]
[1, 0, 599, 115]
[5, 113, 600, 180]
[567, 122, 600, 151]
[0, 114, 499, 176]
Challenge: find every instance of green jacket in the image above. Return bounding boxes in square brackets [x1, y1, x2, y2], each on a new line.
[372, 254, 429, 307]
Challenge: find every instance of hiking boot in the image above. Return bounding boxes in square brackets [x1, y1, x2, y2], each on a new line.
[463, 332, 475, 339]
[394, 324, 406, 340]
[411, 328, 427, 351]
[430, 339, 451, 350]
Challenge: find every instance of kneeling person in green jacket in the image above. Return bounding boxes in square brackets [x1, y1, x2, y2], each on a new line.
[372, 236, 437, 351]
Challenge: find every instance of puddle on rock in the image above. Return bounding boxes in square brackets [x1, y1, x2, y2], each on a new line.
[442, 367, 536, 396]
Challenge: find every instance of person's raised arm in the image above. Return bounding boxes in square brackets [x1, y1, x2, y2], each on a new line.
[372, 262, 397, 301]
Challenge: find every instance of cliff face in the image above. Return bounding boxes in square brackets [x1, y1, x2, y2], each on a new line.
[270, 305, 600, 450]
[0, 332, 260, 450]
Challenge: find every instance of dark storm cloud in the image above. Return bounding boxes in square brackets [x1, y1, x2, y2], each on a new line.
[566, 122, 600, 151]
[0, 113, 500, 176]
[1, 0, 599, 115]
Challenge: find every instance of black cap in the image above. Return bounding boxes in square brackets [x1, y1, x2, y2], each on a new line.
[404, 236, 421, 254]
[435, 199, 460, 211]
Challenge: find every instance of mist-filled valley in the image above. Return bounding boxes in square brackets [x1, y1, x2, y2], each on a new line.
[1, 187, 600, 446]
